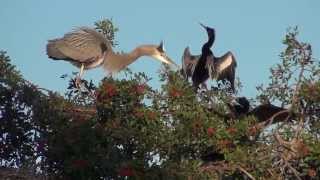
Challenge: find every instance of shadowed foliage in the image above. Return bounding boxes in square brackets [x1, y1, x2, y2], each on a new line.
[0, 20, 319, 179]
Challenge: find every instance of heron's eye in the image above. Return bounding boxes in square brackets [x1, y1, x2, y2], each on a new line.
[157, 47, 165, 53]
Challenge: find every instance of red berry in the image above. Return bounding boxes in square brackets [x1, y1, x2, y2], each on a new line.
[308, 169, 317, 177]
[118, 166, 134, 177]
[147, 111, 157, 120]
[226, 127, 237, 135]
[207, 127, 216, 137]
[169, 87, 182, 98]
[104, 83, 117, 97]
[133, 109, 144, 118]
[72, 159, 88, 169]
[135, 84, 146, 95]
[248, 126, 258, 136]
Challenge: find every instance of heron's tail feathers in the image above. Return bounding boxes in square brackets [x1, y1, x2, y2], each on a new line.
[46, 39, 69, 60]
[183, 46, 191, 58]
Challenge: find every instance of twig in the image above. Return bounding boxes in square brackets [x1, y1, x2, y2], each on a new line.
[294, 111, 305, 138]
[285, 161, 302, 180]
[266, 109, 290, 126]
[255, 109, 290, 129]
[71, 106, 97, 114]
[267, 168, 274, 177]
[289, 39, 309, 139]
[238, 166, 256, 180]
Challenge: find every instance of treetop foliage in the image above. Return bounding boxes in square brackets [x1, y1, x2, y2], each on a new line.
[0, 20, 319, 179]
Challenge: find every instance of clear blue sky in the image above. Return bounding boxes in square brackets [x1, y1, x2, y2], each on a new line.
[1, 0, 319, 98]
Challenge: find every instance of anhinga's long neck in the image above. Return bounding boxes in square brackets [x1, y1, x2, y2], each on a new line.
[202, 32, 215, 53]
[207, 32, 215, 48]
[103, 45, 152, 74]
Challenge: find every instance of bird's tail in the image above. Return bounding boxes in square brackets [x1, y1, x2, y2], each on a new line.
[182, 47, 191, 59]
[181, 47, 191, 78]
[228, 51, 237, 92]
[46, 39, 69, 60]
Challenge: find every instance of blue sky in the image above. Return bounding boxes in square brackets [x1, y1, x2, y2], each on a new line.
[1, 0, 319, 98]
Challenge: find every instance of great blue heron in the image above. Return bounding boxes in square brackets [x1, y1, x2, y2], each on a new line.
[46, 27, 177, 85]
[182, 24, 237, 92]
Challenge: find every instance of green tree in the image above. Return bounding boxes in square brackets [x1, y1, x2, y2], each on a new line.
[0, 19, 319, 179]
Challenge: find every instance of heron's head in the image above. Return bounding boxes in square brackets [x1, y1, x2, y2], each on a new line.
[149, 41, 178, 67]
[200, 23, 215, 37]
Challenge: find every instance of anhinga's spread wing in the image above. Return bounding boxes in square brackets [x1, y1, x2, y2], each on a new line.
[181, 47, 200, 79]
[46, 27, 112, 68]
[209, 51, 237, 91]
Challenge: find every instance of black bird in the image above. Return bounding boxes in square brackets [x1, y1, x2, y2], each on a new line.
[182, 24, 237, 92]
[249, 103, 290, 123]
[180, 24, 214, 89]
[227, 97, 250, 118]
[228, 97, 290, 123]
[200, 149, 225, 164]
[201, 98, 290, 166]
[191, 23, 215, 90]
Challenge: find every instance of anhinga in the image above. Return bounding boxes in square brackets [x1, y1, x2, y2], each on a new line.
[227, 97, 250, 118]
[201, 97, 290, 166]
[182, 24, 237, 92]
[190, 23, 215, 90]
[228, 97, 290, 123]
[46, 27, 177, 85]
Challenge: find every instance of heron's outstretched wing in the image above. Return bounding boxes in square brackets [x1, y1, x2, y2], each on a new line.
[211, 51, 237, 91]
[181, 47, 200, 79]
[46, 27, 111, 67]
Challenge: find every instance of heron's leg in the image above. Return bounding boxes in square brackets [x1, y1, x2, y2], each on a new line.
[75, 64, 85, 88]
[79, 64, 85, 77]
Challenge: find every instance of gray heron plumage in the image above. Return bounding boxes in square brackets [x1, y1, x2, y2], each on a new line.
[46, 27, 177, 83]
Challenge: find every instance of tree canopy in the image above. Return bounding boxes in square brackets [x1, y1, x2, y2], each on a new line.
[0, 19, 319, 179]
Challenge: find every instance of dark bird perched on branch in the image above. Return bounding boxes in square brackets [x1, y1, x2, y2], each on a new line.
[200, 149, 225, 165]
[228, 97, 290, 123]
[227, 97, 250, 118]
[46, 27, 177, 86]
[249, 103, 290, 124]
[182, 24, 237, 92]
[190, 23, 215, 90]
[202, 98, 290, 166]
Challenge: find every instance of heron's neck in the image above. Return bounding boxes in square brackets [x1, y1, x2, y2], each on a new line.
[103, 45, 151, 73]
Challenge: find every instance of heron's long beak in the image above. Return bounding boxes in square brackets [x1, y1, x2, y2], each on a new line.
[166, 56, 179, 68]
[155, 54, 179, 68]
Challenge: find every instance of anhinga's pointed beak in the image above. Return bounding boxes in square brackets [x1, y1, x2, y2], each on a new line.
[199, 22, 215, 37]
[199, 22, 207, 29]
